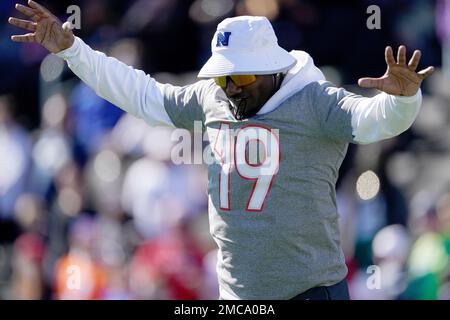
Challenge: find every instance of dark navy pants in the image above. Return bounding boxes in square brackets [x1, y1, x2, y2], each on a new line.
[290, 279, 350, 300]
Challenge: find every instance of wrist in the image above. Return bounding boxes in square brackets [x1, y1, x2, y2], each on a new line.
[58, 35, 75, 53]
[55, 36, 79, 58]
[392, 89, 422, 103]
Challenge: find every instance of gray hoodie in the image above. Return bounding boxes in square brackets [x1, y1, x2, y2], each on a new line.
[57, 40, 422, 299]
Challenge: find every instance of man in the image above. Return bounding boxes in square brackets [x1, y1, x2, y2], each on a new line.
[9, 1, 434, 300]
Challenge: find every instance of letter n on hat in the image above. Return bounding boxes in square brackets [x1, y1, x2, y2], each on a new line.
[216, 32, 231, 47]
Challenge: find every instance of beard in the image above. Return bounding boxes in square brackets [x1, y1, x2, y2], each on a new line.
[229, 98, 259, 120]
[227, 74, 283, 120]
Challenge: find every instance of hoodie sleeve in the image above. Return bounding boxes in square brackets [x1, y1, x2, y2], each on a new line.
[56, 37, 206, 129]
[312, 81, 422, 145]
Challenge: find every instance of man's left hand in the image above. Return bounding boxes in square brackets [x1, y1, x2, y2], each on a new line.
[358, 45, 434, 96]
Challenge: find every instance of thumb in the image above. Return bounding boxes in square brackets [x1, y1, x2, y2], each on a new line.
[60, 21, 75, 51]
[358, 77, 382, 89]
[62, 21, 73, 34]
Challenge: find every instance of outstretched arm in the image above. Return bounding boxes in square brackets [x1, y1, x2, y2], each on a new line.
[8, 0, 174, 127]
[316, 46, 435, 145]
[352, 45, 434, 144]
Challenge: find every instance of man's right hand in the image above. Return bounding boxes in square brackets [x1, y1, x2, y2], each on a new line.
[8, 0, 74, 54]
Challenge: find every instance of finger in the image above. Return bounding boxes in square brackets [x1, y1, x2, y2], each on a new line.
[385, 46, 395, 67]
[15, 3, 37, 19]
[397, 45, 407, 66]
[11, 33, 36, 43]
[408, 50, 421, 71]
[417, 66, 435, 79]
[8, 17, 37, 32]
[27, 0, 50, 17]
[358, 77, 383, 90]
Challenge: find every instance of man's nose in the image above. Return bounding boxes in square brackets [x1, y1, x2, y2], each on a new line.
[226, 79, 243, 96]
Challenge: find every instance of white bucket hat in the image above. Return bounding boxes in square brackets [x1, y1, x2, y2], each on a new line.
[198, 16, 297, 78]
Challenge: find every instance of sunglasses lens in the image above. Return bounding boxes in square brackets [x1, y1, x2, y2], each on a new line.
[214, 76, 227, 89]
[230, 75, 256, 86]
[215, 75, 256, 89]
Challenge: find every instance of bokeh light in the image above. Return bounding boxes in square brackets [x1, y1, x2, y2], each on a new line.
[42, 93, 67, 128]
[356, 170, 380, 201]
[94, 150, 122, 183]
[57, 187, 82, 217]
[189, 0, 234, 24]
[40, 54, 64, 82]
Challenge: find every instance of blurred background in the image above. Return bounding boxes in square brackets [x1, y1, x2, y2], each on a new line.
[0, 0, 449, 300]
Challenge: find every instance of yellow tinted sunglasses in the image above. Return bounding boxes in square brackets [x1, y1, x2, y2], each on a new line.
[214, 75, 257, 89]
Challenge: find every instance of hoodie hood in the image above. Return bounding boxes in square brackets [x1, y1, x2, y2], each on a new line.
[256, 50, 326, 115]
